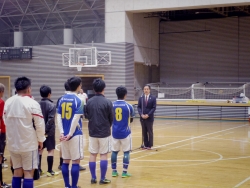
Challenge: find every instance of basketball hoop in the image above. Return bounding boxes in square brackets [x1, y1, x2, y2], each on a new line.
[77, 63, 84, 71]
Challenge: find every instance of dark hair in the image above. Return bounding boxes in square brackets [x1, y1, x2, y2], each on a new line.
[40, 85, 51, 98]
[116, 86, 127, 99]
[144, 85, 151, 90]
[67, 77, 82, 91]
[93, 78, 105, 93]
[15, 77, 31, 92]
[64, 81, 70, 91]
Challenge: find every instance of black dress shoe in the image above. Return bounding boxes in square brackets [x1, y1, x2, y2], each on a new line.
[79, 165, 86, 171]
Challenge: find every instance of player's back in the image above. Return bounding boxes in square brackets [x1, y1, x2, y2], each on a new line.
[4, 95, 42, 152]
[112, 100, 134, 139]
[57, 93, 83, 137]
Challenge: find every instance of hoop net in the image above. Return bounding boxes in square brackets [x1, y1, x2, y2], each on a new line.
[77, 63, 84, 71]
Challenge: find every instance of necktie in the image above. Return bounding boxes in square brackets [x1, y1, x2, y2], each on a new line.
[145, 96, 148, 105]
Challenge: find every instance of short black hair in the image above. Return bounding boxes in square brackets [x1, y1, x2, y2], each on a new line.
[116, 86, 127, 100]
[144, 85, 151, 90]
[40, 85, 51, 98]
[67, 77, 82, 91]
[64, 81, 70, 91]
[15, 77, 31, 92]
[93, 78, 105, 93]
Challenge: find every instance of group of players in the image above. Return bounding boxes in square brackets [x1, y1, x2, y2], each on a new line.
[0, 76, 135, 188]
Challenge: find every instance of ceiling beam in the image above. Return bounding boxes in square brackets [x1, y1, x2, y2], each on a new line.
[83, 0, 103, 24]
[209, 7, 228, 17]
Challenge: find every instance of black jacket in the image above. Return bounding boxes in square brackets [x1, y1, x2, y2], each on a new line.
[85, 94, 113, 138]
[137, 94, 156, 122]
[39, 98, 56, 136]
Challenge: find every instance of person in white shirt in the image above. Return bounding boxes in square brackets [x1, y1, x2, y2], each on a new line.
[78, 89, 88, 105]
[3, 76, 46, 188]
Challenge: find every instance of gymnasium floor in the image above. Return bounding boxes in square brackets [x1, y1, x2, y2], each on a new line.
[3, 118, 250, 188]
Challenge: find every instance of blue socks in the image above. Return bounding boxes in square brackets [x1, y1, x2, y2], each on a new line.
[100, 160, 108, 180]
[23, 179, 33, 188]
[71, 164, 79, 188]
[62, 163, 70, 188]
[123, 151, 130, 173]
[111, 151, 118, 170]
[89, 162, 96, 179]
[12, 177, 22, 188]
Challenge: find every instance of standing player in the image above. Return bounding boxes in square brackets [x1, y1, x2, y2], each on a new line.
[85, 78, 113, 185]
[0, 83, 11, 188]
[38, 85, 59, 177]
[137, 85, 156, 150]
[57, 82, 86, 171]
[57, 77, 83, 188]
[4, 77, 46, 188]
[111, 86, 134, 178]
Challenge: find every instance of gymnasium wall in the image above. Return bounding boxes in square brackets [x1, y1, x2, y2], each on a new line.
[0, 27, 105, 47]
[160, 16, 250, 84]
[0, 42, 134, 102]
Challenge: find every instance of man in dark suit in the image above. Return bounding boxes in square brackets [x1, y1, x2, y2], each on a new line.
[137, 85, 156, 150]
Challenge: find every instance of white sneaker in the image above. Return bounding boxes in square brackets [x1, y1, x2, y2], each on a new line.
[2, 163, 8, 168]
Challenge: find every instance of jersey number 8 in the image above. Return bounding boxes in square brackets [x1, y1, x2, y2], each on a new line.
[115, 107, 122, 121]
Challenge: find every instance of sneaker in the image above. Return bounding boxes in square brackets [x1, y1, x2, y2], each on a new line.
[112, 171, 119, 177]
[99, 179, 111, 185]
[39, 169, 44, 175]
[2, 163, 8, 168]
[47, 171, 59, 177]
[1, 182, 11, 188]
[58, 165, 62, 170]
[122, 172, 131, 178]
[3, 157, 7, 161]
[91, 178, 97, 184]
[79, 165, 86, 171]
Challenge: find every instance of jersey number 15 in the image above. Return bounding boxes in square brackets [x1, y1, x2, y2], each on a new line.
[61, 102, 72, 120]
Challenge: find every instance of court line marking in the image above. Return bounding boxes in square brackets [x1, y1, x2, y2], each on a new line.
[35, 123, 247, 187]
[234, 176, 250, 187]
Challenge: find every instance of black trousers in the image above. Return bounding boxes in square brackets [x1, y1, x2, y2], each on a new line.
[140, 120, 154, 148]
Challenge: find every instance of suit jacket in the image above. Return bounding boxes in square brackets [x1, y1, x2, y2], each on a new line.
[137, 94, 156, 122]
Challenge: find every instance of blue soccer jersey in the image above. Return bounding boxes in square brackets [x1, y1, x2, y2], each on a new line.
[57, 93, 84, 137]
[112, 100, 135, 139]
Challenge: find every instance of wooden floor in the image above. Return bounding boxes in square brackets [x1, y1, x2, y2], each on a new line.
[3, 118, 250, 188]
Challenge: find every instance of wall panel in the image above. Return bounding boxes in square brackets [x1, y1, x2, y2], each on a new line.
[0, 43, 134, 102]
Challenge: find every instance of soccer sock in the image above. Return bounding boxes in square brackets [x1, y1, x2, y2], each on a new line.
[0, 164, 2, 184]
[23, 178, 33, 188]
[47, 156, 53, 172]
[111, 151, 118, 172]
[61, 163, 70, 187]
[38, 155, 42, 171]
[12, 177, 22, 188]
[71, 164, 79, 188]
[60, 157, 63, 166]
[89, 162, 96, 179]
[123, 151, 130, 173]
[100, 160, 108, 180]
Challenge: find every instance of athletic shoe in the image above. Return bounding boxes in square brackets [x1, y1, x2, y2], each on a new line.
[79, 165, 86, 171]
[1, 182, 11, 188]
[2, 163, 8, 168]
[58, 165, 62, 170]
[91, 178, 97, 184]
[39, 169, 44, 175]
[147, 147, 152, 150]
[3, 157, 6, 161]
[122, 172, 131, 178]
[112, 171, 119, 177]
[99, 179, 111, 184]
[47, 171, 59, 177]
